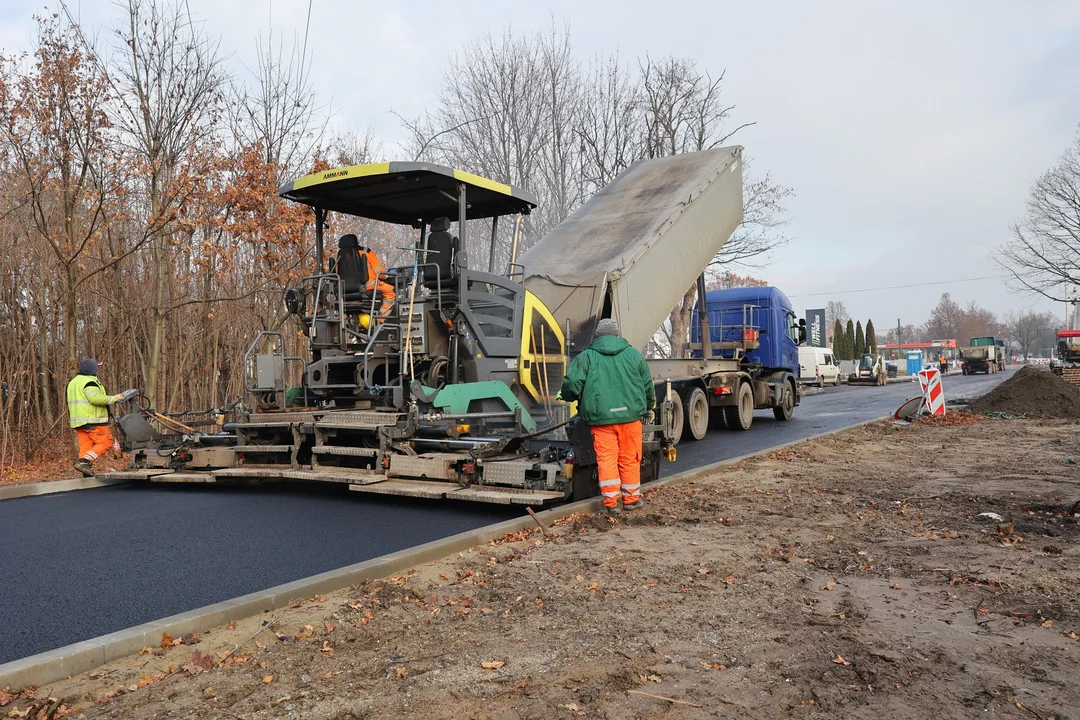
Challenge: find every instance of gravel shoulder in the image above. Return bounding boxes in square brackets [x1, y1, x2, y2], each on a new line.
[6, 416, 1079, 719]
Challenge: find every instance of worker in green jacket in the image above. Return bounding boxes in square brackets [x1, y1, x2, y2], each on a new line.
[559, 318, 655, 513]
[67, 358, 137, 477]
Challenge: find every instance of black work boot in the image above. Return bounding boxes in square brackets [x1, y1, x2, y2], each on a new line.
[623, 498, 644, 511]
[74, 459, 94, 477]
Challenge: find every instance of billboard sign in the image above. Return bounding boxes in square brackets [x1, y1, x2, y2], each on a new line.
[806, 308, 826, 348]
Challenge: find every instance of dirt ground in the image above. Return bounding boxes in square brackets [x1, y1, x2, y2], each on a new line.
[5, 416, 1079, 719]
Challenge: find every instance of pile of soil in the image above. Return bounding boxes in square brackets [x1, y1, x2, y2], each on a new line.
[969, 364, 1080, 418]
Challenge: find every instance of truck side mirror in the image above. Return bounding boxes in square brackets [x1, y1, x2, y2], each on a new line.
[799, 326, 807, 343]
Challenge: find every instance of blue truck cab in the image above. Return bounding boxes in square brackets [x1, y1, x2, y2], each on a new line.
[691, 286, 802, 374]
[657, 286, 801, 438]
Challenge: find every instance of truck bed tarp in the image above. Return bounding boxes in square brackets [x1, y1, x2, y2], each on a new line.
[520, 147, 743, 352]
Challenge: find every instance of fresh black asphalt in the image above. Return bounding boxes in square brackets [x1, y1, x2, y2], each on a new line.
[0, 369, 1013, 665]
[0, 487, 515, 665]
[669, 370, 1014, 472]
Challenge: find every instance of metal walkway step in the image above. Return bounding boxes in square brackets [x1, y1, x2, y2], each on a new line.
[284, 470, 386, 485]
[150, 473, 216, 483]
[234, 445, 293, 453]
[314, 422, 387, 431]
[312, 447, 378, 457]
[346, 480, 564, 505]
[213, 468, 286, 479]
[96, 470, 174, 481]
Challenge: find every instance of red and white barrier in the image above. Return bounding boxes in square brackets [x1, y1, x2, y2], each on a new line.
[916, 367, 945, 415]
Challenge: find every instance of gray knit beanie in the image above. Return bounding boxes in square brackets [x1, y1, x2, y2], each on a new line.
[595, 318, 620, 338]
[78, 358, 99, 376]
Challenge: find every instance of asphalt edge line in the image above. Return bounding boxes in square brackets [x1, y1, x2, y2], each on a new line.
[0, 477, 131, 502]
[0, 413, 892, 690]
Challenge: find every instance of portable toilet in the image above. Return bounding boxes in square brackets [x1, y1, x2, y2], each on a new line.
[906, 350, 923, 376]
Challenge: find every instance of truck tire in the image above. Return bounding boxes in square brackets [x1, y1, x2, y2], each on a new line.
[724, 382, 753, 431]
[682, 387, 709, 441]
[709, 407, 730, 431]
[772, 380, 795, 421]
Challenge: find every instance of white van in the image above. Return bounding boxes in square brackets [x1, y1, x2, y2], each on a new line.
[799, 346, 841, 387]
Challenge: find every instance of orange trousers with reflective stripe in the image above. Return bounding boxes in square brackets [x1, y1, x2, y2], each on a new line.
[75, 424, 113, 462]
[590, 420, 642, 508]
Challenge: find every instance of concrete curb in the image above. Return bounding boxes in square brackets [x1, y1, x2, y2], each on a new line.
[0, 414, 894, 690]
[0, 477, 130, 502]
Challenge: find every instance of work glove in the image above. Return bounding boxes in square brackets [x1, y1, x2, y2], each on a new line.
[644, 411, 655, 425]
[115, 388, 138, 402]
[555, 390, 563, 401]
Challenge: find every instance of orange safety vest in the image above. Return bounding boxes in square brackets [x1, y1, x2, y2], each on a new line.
[362, 249, 385, 287]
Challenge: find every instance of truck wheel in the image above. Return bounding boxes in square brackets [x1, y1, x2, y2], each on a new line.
[682, 387, 709, 441]
[724, 382, 753, 431]
[772, 380, 794, 421]
[664, 389, 685, 445]
[709, 407, 729, 431]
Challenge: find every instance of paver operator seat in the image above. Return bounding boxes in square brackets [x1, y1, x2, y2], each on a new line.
[331, 234, 369, 299]
[424, 216, 457, 289]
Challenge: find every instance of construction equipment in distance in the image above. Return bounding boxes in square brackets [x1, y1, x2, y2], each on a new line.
[847, 353, 887, 386]
[959, 336, 1006, 375]
[102, 148, 749, 504]
[1052, 301, 1080, 386]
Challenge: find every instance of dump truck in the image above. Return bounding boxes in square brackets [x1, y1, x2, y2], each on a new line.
[960, 336, 1006, 374]
[101, 147, 749, 505]
[520, 152, 802, 443]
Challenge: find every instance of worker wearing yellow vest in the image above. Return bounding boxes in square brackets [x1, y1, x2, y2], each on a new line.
[66, 359, 137, 477]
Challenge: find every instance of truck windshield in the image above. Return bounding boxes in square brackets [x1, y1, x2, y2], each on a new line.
[859, 356, 873, 371]
[970, 337, 994, 346]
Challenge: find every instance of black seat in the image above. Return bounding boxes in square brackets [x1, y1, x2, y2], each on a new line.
[424, 217, 457, 289]
[333, 234, 369, 300]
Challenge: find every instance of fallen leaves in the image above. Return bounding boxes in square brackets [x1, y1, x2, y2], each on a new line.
[832, 655, 851, 666]
[0, 691, 15, 708]
[262, 675, 274, 684]
[481, 661, 505, 670]
[698, 661, 726, 671]
[393, 667, 408, 680]
[821, 580, 836, 591]
[135, 672, 168, 688]
[138, 647, 154, 656]
[160, 632, 174, 649]
[181, 650, 214, 675]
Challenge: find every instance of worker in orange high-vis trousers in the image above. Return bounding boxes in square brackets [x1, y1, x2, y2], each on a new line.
[361, 246, 396, 319]
[558, 318, 655, 514]
[66, 358, 137, 477]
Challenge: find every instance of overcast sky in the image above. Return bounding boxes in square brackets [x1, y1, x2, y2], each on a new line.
[2, 0, 1079, 330]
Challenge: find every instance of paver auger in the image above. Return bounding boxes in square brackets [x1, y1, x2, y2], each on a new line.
[102, 148, 745, 505]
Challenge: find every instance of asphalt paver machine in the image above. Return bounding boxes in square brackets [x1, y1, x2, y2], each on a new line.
[104, 162, 673, 504]
[105, 148, 750, 505]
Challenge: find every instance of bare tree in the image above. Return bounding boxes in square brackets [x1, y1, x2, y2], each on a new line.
[1004, 309, 1058, 359]
[996, 127, 1080, 301]
[231, 28, 326, 183]
[637, 56, 789, 356]
[104, 0, 226, 407]
[575, 53, 642, 194]
[825, 301, 849, 342]
[0, 14, 122, 382]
